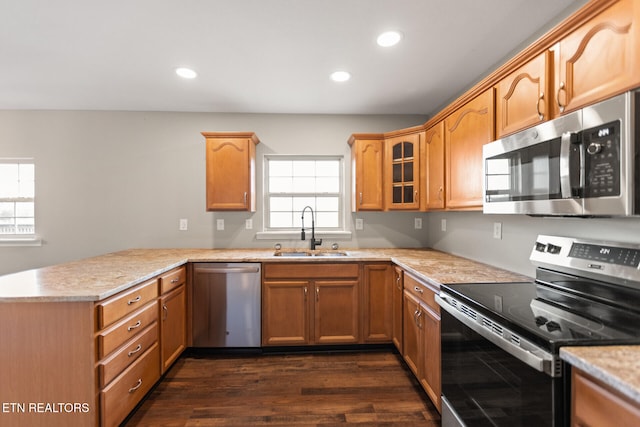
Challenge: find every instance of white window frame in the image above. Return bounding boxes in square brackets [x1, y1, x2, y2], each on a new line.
[256, 155, 351, 241]
[0, 158, 41, 246]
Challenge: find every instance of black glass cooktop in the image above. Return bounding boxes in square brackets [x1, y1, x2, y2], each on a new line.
[441, 269, 640, 352]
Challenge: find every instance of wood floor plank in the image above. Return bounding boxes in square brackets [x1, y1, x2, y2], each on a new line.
[123, 350, 441, 426]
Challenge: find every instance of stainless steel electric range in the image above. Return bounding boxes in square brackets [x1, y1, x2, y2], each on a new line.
[436, 235, 640, 427]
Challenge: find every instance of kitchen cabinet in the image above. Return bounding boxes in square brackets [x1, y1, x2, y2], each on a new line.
[262, 263, 360, 346]
[445, 88, 494, 210]
[348, 134, 385, 211]
[385, 130, 422, 210]
[402, 273, 441, 412]
[96, 278, 161, 427]
[391, 266, 404, 352]
[201, 131, 260, 211]
[423, 121, 445, 210]
[495, 51, 551, 138]
[572, 368, 640, 427]
[554, 0, 640, 117]
[362, 262, 393, 343]
[159, 266, 187, 373]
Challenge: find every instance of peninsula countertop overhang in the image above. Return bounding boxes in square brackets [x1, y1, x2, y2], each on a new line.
[0, 248, 531, 302]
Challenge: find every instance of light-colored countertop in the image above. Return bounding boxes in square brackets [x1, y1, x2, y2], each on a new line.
[561, 346, 640, 405]
[0, 248, 530, 302]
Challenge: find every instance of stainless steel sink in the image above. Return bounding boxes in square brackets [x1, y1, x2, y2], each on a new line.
[273, 251, 312, 257]
[273, 250, 349, 257]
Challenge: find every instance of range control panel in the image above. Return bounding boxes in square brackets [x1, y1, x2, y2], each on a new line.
[531, 235, 640, 288]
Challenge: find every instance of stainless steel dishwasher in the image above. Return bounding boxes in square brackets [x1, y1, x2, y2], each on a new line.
[192, 263, 261, 348]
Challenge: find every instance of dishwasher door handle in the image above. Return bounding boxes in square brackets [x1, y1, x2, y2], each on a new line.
[194, 266, 260, 274]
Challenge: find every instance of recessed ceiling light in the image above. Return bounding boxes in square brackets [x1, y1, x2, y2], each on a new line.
[176, 67, 197, 79]
[330, 71, 351, 82]
[377, 31, 403, 47]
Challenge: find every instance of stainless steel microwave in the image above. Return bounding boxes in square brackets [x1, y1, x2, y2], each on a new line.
[483, 91, 639, 216]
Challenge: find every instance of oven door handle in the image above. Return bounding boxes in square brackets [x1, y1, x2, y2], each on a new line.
[436, 293, 558, 377]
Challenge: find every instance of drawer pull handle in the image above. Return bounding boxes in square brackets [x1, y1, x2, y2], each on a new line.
[414, 286, 423, 294]
[127, 320, 142, 332]
[171, 278, 179, 283]
[127, 295, 141, 305]
[128, 344, 142, 357]
[128, 379, 143, 393]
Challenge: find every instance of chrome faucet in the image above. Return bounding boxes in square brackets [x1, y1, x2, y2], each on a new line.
[301, 206, 322, 250]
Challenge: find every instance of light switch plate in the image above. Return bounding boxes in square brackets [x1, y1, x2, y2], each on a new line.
[414, 218, 422, 229]
[216, 219, 225, 231]
[179, 218, 188, 231]
[245, 219, 253, 230]
[493, 222, 502, 240]
[355, 218, 364, 230]
[441, 219, 447, 232]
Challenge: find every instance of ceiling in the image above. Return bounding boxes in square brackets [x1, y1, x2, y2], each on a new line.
[0, 0, 583, 115]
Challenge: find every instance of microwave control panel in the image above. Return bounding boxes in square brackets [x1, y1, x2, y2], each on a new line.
[582, 120, 621, 198]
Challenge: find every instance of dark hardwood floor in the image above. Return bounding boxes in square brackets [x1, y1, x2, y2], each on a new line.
[124, 349, 441, 426]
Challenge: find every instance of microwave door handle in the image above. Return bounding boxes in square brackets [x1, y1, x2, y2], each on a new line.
[559, 132, 572, 198]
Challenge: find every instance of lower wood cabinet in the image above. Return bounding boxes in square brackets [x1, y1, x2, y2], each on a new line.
[572, 368, 640, 427]
[362, 263, 393, 343]
[402, 272, 441, 412]
[392, 266, 404, 352]
[159, 283, 186, 373]
[262, 263, 360, 346]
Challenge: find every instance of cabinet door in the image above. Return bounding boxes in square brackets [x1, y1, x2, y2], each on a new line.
[445, 88, 495, 210]
[160, 284, 186, 373]
[262, 280, 310, 346]
[424, 122, 445, 210]
[402, 290, 422, 378]
[314, 280, 360, 344]
[556, 0, 640, 116]
[362, 263, 393, 343]
[421, 305, 441, 413]
[351, 136, 385, 211]
[391, 267, 404, 352]
[495, 51, 551, 138]
[385, 133, 421, 210]
[203, 133, 259, 211]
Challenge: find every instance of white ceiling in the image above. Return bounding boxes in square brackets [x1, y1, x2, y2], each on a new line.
[1, 0, 583, 115]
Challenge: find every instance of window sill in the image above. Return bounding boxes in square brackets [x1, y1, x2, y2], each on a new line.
[255, 231, 352, 241]
[0, 236, 43, 247]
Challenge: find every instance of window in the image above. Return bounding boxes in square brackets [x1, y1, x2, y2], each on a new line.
[0, 159, 35, 237]
[265, 156, 343, 232]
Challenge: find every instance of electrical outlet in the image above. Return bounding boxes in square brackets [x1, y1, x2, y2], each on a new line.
[245, 219, 253, 230]
[216, 219, 225, 231]
[414, 218, 422, 229]
[441, 219, 447, 232]
[493, 222, 502, 240]
[179, 218, 188, 231]
[355, 218, 364, 230]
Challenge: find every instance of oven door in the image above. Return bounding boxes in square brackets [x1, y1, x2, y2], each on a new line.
[439, 301, 567, 427]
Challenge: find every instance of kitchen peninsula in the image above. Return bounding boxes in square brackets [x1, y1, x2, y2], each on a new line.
[0, 247, 525, 427]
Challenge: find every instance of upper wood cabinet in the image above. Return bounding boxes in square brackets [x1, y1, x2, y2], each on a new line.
[495, 51, 551, 138]
[423, 121, 445, 210]
[445, 88, 495, 210]
[385, 131, 422, 210]
[202, 132, 260, 212]
[554, 0, 640, 116]
[348, 134, 385, 211]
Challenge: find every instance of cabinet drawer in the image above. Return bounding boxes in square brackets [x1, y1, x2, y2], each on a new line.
[404, 274, 439, 314]
[98, 322, 158, 388]
[96, 279, 158, 329]
[100, 343, 160, 427]
[97, 301, 158, 358]
[264, 263, 359, 279]
[159, 266, 186, 294]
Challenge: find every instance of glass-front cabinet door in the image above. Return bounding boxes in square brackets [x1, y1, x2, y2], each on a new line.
[385, 132, 421, 210]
